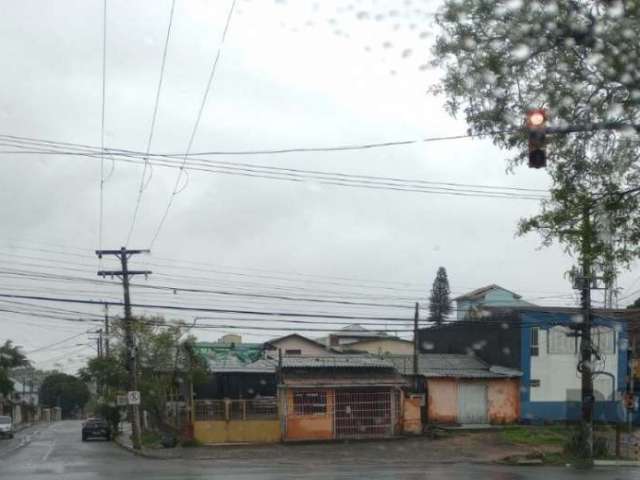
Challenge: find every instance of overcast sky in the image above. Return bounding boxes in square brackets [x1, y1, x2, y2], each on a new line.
[0, 0, 636, 373]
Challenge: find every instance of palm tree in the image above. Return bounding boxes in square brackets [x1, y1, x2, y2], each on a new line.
[0, 340, 29, 369]
[0, 340, 30, 396]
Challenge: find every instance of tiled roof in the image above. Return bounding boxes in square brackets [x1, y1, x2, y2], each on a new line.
[387, 354, 522, 379]
[281, 355, 394, 369]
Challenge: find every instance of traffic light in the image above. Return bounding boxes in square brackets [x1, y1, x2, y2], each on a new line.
[526, 108, 547, 169]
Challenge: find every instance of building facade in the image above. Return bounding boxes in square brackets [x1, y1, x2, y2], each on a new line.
[419, 308, 630, 423]
[390, 354, 521, 425]
[264, 334, 331, 358]
[454, 285, 534, 320]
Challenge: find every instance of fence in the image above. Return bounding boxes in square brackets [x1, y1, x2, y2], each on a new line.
[284, 388, 400, 441]
[195, 398, 278, 422]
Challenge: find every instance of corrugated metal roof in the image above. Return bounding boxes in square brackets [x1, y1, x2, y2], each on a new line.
[281, 355, 394, 369]
[207, 357, 277, 373]
[387, 354, 521, 379]
[282, 374, 408, 388]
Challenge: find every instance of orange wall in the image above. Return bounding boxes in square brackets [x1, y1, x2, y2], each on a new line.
[427, 378, 519, 425]
[284, 389, 334, 441]
[427, 379, 458, 424]
[402, 396, 422, 434]
[487, 379, 520, 424]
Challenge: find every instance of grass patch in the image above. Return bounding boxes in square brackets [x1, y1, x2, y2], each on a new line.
[500, 425, 570, 446]
[140, 431, 162, 447]
[180, 438, 204, 448]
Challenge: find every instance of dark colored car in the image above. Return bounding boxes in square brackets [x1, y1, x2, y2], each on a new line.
[81, 418, 111, 441]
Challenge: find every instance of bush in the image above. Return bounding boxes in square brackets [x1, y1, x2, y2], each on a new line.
[96, 404, 122, 435]
[564, 424, 609, 459]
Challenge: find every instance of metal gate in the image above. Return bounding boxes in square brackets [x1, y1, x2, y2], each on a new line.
[334, 389, 394, 439]
[458, 382, 488, 424]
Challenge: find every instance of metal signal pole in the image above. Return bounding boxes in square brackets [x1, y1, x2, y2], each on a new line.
[96, 247, 151, 451]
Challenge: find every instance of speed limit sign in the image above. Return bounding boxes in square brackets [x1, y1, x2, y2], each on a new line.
[127, 391, 141, 405]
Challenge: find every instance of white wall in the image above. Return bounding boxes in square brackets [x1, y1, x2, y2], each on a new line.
[530, 327, 619, 402]
[266, 337, 329, 357]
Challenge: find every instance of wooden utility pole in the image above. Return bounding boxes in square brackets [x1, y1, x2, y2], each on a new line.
[104, 304, 110, 358]
[579, 205, 595, 460]
[97, 329, 103, 358]
[413, 302, 419, 392]
[96, 247, 151, 451]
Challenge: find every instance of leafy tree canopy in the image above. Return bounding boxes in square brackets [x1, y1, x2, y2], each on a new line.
[80, 316, 207, 427]
[39, 373, 90, 417]
[432, 0, 640, 274]
[0, 340, 30, 396]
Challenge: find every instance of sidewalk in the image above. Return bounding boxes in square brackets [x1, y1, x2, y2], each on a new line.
[113, 428, 560, 464]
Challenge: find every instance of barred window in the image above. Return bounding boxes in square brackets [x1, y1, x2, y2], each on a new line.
[293, 391, 326, 415]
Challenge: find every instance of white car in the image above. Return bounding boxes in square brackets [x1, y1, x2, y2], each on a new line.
[0, 416, 14, 439]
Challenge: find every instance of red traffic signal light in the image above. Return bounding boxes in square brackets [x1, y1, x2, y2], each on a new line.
[526, 109, 547, 169]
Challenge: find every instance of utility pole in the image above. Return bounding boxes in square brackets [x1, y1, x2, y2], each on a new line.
[96, 247, 151, 451]
[629, 331, 637, 435]
[579, 205, 595, 460]
[104, 304, 110, 358]
[413, 302, 419, 392]
[97, 329, 103, 358]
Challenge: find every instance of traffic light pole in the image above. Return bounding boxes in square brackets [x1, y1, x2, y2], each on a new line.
[96, 247, 151, 451]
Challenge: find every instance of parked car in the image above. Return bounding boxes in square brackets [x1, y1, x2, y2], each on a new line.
[0, 416, 14, 439]
[81, 417, 111, 441]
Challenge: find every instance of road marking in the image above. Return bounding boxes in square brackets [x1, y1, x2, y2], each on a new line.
[42, 441, 55, 462]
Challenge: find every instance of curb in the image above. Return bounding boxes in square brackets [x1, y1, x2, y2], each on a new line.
[593, 459, 640, 467]
[112, 436, 162, 459]
[112, 435, 180, 460]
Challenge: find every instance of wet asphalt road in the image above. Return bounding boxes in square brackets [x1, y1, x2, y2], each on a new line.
[0, 421, 639, 479]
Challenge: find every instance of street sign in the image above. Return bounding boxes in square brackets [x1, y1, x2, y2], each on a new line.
[116, 395, 128, 407]
[127, 391, 141, 405]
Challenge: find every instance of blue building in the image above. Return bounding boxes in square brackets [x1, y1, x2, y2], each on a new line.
[419, 307, 635, 424]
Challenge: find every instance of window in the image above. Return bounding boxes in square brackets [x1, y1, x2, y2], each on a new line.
[592, 327, 615, 354]
[285, 349, 302, 355]
[530, 327, 539, 356]
[293, 391, 326, 415]
[530, 379, 541, 387]
[548, 326, 577, 354]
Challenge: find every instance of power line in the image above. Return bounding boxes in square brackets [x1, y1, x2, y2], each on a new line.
[0, 143, 548, 200]
[0, 292, 416, 321]
[125, 0, 176, 246]
[26, 331, 91, 355]
[149, 0, 237, 249]
[0, 243, 576, 296]
[0, 135, 550, 199]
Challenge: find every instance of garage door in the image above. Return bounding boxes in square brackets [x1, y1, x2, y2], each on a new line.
[458, 382, 488, 424]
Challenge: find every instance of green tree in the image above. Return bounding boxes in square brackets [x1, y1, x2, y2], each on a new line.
[428, 267, 452, 325]
[432, 1, 640, 276]
[0, 340, 30, 396]
[627, 297, 640, 309]
[79, 316, 207, 430]
[39, 373, 90, 418]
